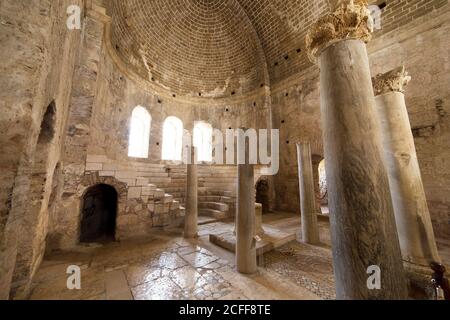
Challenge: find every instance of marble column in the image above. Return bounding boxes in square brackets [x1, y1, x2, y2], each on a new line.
[184, 146, 198, 239]
[236, 132, 257, 274]
[373, 67, 441, 296]
[297, 142, 320, 244]
[306, 0, 407, 299]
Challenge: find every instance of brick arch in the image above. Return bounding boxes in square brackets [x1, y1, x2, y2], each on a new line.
[78, 173, 130, 242]
[79, 172, 128, 208]
[310, 139, 324, 158]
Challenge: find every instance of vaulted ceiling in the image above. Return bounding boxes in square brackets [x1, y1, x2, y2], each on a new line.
[107, 0, 333, 98]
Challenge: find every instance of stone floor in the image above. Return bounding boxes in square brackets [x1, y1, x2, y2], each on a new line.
[29, 213, 450, 300]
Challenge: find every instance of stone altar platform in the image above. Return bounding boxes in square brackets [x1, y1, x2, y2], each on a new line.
[209, 225, 297, 256]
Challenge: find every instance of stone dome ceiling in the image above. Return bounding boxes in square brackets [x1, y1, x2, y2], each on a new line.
[107, 0, 332, 98]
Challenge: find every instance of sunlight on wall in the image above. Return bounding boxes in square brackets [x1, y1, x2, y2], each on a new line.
[128, 106, 151, 158]
[193, 121, 213, 162]
[162, 116, 184, 161]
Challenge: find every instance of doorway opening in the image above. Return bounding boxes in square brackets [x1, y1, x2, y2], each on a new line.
[318, 159, 329, 215]
[80, 184, 118, 243]
[256, 178, 270, 214]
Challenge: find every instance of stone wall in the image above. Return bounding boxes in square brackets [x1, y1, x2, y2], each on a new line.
[0, 0, 84, 299]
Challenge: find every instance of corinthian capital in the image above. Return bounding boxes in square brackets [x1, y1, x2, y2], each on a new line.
[372, 66, 412, 96]
[305, 0, 373, 64]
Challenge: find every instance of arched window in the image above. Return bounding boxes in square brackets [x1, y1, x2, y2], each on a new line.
[162, 116, 183, 161]
[193, 122, 213, 162]
[128, 106, 151, 158]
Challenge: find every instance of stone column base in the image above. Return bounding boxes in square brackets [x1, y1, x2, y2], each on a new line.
[404, 262, 436, 300]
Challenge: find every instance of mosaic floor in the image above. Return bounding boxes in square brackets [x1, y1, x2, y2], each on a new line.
[28, 213, 450, 300]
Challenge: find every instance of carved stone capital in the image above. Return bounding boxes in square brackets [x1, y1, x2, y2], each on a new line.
[372, 66, 412, 96]
[305, 0, 373, 64]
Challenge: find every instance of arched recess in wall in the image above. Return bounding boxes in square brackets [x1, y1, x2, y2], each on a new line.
[80, 184, 118, 243]
[162, 116, 184, 161]
[35, 101, 56, 170]
[256, 177, 270, 214]
[128, 106, 152, 158]
[193, 122, 213, 162]
[13, 101, 57, 285]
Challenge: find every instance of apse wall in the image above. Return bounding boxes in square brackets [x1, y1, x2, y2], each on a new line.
[272, 2, 450, 240]
[49, 3, 271, 252]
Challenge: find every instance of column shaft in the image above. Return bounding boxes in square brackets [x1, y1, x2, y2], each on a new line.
[319, 39, 407, 299]
[297, 142, 320, 244]
[184, 147, 198, 238]
[306, 0, 407, 299]
[375, 90, 440, 266]
[236, 135, 257, 274]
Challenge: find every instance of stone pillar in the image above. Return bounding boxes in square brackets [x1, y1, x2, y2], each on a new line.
[296, 142, 320, 244]
[306, 0, 408, 299]
[184, 146, 198, 239]
[373, 66, 441, 297]
[236, 132, 257, 274]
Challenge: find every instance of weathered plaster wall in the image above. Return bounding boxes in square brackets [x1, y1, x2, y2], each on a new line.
[0, 0, 84, 299]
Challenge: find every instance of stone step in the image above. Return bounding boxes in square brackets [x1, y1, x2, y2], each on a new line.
[154, 188, 166, 199]
[174, 197, 185, 204]
[199, 208, 228, 220]
[199, 202, 229, 212]
[201, 183, 235, 189]
[102, 164, 166, 172]
[163, 187, 185, 194]
[198, 189, 235, 197]
[141, 184, 157, 196]
[198, 195, 233, 203]
[160, 182, 185, 188]
[198, 216, 222, 226]
[159, 194, 173, 203]
[168, 173, 187, 178]
[167, 191, 186, 198]
[198, 167, 237, 171]
[137, 172, 169, 177]
[170, 200, 180, 210]
[148, 177, 172, 184]
[198, 173, 238, 178]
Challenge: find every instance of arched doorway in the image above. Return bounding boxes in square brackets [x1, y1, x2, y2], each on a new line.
[318, 159, 329, 214]
[80, 184, 118, 243]
[256, 178, 270, 214]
